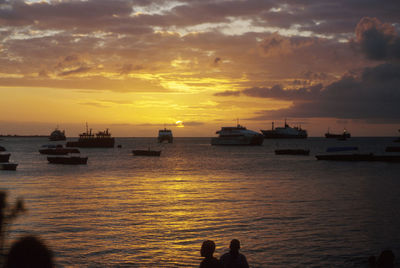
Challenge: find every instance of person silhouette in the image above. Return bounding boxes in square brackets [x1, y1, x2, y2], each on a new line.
[377, 250, 395, 268]
[200, 240, 222, 268]
[220, 239, 249, 268]
[4, 235, 54, 268]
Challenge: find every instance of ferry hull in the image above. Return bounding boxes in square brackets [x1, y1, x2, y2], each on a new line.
[211, 135, 264, 146]
[261, 132, 307, 139]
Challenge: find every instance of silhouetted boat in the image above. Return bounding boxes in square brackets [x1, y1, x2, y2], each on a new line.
[66, 124, 115, 148]
[49, 127, 66, 141]
[132, 149, 161, 156]
[39, 144, 80, 155]
[47, 156, 88, 165]
[0, 153, 11, 162]
[0, 163, 18, 170]
[316, 154, 400, 162]
[211, 122, 264, 145]
[275, 149, 310, 155]
[325, 128, 351, 139]
[0, 145, 6, 152]
[385, 146, 400, 152]
[158, 128, 173, 143]
[261, 120, 307, 139]
[326, 146, 358, 152]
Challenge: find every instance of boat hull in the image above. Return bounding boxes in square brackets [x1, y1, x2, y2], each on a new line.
[211, 135, 264, 146]
[39, 148, 80, 155]
[0, 153, 11, 162]
[0, 163, 18, 170]
[132, 150, 161, 156]
[47, 156, 88, 165]
[261, 130, 307, 139]
[66, 138, 115, 148]
[158, 136, 173, 143]
[316, 154, 400, 162]
[275, 149, 310, 155]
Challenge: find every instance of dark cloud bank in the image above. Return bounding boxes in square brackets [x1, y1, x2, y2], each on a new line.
[216, 17, 400, 123]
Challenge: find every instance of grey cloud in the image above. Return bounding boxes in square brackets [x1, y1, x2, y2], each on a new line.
[247, 63, 400, 122]
[214, 90, 240, 97]
[354, 17, 400, 61]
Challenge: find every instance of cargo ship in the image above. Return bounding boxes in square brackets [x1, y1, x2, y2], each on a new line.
[66, 124, 115, 148]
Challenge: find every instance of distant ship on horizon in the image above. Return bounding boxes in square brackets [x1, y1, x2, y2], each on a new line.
[49, 127, 66, 141]
[158, 128, 173, 143]
[261, 120, 307, 139]
[66, 124, 115, 148]
[325, 128, 351, 139]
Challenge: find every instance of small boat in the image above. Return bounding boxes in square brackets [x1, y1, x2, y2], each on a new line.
[47, 156, 88, 165]
[49, 127, 66, 141]
[0, 163, 18, 170]
[0, 153, 11, 162]
[39, 144, 80, 155]
[316, 153, 400, 162]
[275, 149, 310, 155]
[0, 145, 6, 152]
[158, 128, 173, 143]
[385, 146, 400, 152]
[132, 149, 161, 156]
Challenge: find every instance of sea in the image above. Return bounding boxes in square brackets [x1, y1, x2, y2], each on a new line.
[1, 137, 400, 267]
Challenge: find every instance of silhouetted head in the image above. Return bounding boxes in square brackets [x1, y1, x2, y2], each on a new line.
[229, 239, 241, 254]
[201, 240, 216, 258]
[377, 250, 395, 268]
[4, 235, 54, 268]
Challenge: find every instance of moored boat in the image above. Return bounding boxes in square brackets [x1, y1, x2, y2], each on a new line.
[47, 156, 88, 165]
[0, 145, 6, 152]
[39, 144, 80, 155]
[66, 124, 115, 148]
[158, 128, 173, 143]
[0, 153, 11, 162]
[211, 123, 264, 146]
[132, 149, 161, 156]
[261, 120, 307, 139]
[385, 146, 400, 152]
[275, 149, 310, 155]
[0, 163, 18, 170]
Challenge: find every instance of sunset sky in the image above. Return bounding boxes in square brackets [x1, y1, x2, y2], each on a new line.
[1, 0, 400, 137]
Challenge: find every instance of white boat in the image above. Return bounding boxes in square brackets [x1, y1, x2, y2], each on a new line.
[211, 124, 264, 146]
[158, 128, 173, 143]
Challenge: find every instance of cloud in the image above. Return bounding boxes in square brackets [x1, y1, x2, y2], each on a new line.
[354, 17, 400, 61]
[217, 63, 400, 123]
[214, 90, 240, 97]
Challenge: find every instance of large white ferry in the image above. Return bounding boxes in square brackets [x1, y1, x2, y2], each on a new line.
[211, 124, 264, 145]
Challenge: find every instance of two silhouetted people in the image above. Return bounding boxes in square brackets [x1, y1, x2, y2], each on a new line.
[200, 239, 249, 268]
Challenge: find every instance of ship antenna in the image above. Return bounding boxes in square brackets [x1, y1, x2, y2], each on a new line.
[86, 122, 89, 134]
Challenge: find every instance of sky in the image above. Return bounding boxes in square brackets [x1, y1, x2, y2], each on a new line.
[1, 0, 400, 137]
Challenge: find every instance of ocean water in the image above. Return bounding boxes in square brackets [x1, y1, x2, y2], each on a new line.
[1, 137, 400, 267]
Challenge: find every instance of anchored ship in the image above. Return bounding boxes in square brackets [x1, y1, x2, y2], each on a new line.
[158, 128, 173, 143]
[261, 120, 307, 139]
[66, 124, 115, 148]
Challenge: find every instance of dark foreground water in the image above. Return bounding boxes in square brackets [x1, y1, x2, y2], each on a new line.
[1, 137, 400, 267]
